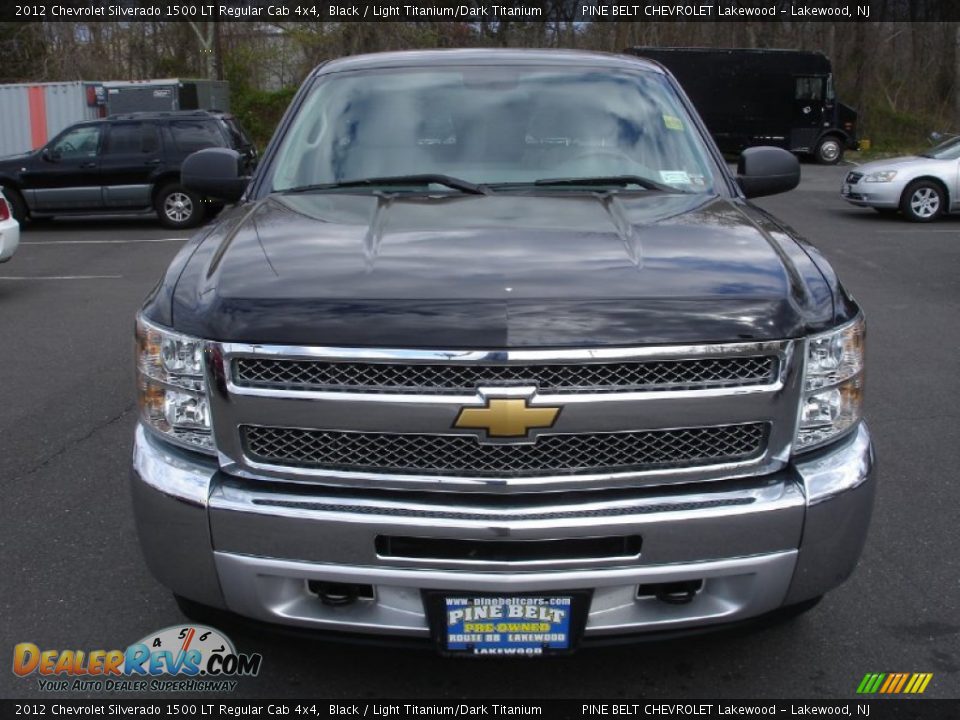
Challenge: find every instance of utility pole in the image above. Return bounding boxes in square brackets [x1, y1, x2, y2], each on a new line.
[187, 21, 216, 78]
[213, 21, 223, 80]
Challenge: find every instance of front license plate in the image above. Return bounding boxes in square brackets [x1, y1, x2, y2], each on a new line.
[842, 184, 851, 195]
[440, 595, 576, 656]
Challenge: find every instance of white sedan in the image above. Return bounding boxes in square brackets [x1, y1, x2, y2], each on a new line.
[0, 189, 20, 262]
[841, 136, 960, 222]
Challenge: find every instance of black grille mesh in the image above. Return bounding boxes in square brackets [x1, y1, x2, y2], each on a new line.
[234, 356, 776, 394]
[242, 423, 768, 477]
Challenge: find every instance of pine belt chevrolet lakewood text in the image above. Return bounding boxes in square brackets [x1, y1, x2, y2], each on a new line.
[132, 50, 875, 655]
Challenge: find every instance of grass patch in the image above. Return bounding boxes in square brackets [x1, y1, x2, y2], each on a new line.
[859, 103, 943, 156]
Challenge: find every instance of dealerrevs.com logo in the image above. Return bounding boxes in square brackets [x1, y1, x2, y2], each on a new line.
[12, 625, 262, 693]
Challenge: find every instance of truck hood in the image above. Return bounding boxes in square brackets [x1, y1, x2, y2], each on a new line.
[168, 191, 834, 347]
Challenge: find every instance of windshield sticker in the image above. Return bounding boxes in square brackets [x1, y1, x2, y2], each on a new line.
[660, 170, 690, 185]
[663, 114, 684, 131]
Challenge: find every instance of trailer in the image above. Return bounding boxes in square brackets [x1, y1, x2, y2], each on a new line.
[625, 47, 859, 164]
[0, 82, 102, 157]
[102, 79, 230, 115]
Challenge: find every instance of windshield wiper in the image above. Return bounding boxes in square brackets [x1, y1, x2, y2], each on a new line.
[532, 175, 684, 193]
[281, 174, 489, 196]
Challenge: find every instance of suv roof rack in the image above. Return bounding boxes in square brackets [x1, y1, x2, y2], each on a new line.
[106, 110, 228, 120]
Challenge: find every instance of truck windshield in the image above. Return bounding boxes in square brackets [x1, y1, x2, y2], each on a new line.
[269, 66, 718, 195]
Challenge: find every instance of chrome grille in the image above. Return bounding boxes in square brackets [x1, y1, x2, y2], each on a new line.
[846, 171, 863, 184]
[242, 423, 768, 477]
[233, 356, 777, 394]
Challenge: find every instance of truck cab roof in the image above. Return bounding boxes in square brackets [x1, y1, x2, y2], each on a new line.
[315, 48, 666, 75]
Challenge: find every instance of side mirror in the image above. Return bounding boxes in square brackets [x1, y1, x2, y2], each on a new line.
[736, 146, 800, 199]
[181, 148, 248, 203]
[41, 148, 60, 162]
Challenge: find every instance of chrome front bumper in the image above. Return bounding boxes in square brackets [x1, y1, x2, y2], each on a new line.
[131, 422, 875, 640]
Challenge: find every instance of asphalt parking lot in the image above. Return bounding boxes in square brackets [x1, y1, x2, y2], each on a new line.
[1, 164, 958, 700]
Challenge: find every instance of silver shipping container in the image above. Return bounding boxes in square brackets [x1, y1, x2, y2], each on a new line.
[0, 81, 101, 158]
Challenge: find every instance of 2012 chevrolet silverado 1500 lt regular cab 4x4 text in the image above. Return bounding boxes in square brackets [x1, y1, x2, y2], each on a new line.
[132, 50, 874, 656]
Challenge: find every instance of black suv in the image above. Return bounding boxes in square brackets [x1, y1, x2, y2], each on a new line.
[0, 110, 256, 229]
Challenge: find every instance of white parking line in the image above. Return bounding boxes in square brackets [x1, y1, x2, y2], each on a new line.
[0, 275, 123, 280]
[875, 229, 960, 234]
[20, 237, 187, 245]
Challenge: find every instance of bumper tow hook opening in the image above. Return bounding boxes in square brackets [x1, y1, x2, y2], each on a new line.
[307, 581, 374, 606]
[637, 579, 704, 605]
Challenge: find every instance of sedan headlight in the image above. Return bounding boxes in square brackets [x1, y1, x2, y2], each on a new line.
[863, 170, 897, 183]
[795, 316, 865, 452]
[136, 314, 215, 453]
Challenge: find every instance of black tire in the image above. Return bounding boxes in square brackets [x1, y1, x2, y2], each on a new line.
[173, 594, 226, 624]
[776, 595, 823, 620]
[1, 186, 27, 223]
[814, 136, 844, 165]
[900, 180, 945, 223]
[750, 595, 824, 631]
[155, 183, 205, 229]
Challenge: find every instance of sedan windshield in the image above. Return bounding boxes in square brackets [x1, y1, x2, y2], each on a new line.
[269, 66, 718, 194]
[922, 136, 960, 160]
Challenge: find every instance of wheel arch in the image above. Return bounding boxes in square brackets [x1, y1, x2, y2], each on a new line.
[151, 173, 183, 204]
[903, 175, 950, 208]
[816, 129, 850, 147]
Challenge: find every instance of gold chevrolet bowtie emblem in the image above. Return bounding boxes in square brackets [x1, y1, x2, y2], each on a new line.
[454, 398, 561, 438]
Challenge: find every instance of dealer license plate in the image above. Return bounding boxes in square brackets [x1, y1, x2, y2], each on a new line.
[441, 595, 574, 656]
[843, 184, 851, 195]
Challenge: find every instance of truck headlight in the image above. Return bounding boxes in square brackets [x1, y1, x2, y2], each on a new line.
[136, 314, 215, 454]
[795, 316, 865, 452]
[863, 170, 897, 183]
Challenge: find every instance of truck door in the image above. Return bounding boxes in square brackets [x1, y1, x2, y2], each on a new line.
[792, 76, 826, 152]
[22, 124, 104, 211]
[100, 122, 162, 209]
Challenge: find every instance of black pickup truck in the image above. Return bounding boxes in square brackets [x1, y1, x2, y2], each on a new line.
[132, 50, 874, 655]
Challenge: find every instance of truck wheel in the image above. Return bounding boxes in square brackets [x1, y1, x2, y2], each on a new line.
[814, 136, 843, 165]
[900, 180, 944, 222]
[1, 187, 27, 223]
[155, 183, 205, 229]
